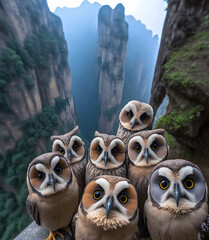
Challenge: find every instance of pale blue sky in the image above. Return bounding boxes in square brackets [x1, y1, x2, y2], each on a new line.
[47, 0, 167, 37]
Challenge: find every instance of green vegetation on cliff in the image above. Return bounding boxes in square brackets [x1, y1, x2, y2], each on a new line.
[155, 104, 205, 132]
[0, 104, 69, 240]
[163, 29, 209, 89]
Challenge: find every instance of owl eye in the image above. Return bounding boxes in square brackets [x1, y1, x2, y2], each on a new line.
[151, 140, 159, 151]
[135, 143, 142, 153]
[96, 145, 103, 154]
[184, 178, 194, 189]
[54, 164, 63, 175]
[127, 110, 134, 119]
[111, 147, 119, 157]
[159, 179, 169, 190]
[118, 193, 128, 204]
[92, 189, 103, 200]
[72, 142, 79, 151]
[59, 146, 65, 154]
[37, 171, 45, 181]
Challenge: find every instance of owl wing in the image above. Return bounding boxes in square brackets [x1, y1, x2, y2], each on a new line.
[199, 214, 209, 240]
[26, 195, 40, 225]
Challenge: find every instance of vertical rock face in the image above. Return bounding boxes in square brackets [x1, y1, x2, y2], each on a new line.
[0, 0, 76, 154]
[150, 0, 209, 115]
[150, 0, 209, 182]
[97, 4, 128, 133]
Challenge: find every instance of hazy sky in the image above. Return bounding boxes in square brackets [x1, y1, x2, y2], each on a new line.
[47, 0, 167, 37]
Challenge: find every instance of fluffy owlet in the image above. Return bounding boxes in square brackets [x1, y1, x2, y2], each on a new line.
[51, 126, 86, 201]
[26, 152, 78, 240]
[145, 159, 208, 240]
[85, 131, 127, 185]
[75, 175, 140, 240]
[127, 128, 168, 238]
[117, 100, 153, 144]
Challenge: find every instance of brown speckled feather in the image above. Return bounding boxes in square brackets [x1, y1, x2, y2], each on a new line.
[71, 158, 86, 202]
[128, 163, 154, 214]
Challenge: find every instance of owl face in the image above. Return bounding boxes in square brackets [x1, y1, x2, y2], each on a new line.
[90, 133, 125, 170]
[119, 100, 153, 131]
[149, 159, 207, 213]
[128, 129, 167, 167]
[51, 127, 85, 164]
[28, 153, 72, 196]
[80, 175, 138, 230]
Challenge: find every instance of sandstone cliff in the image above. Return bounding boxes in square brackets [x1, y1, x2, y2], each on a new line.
[97, 4, 128, 133]
[0, 0, 76, 154]
[150, 0, 209, 182]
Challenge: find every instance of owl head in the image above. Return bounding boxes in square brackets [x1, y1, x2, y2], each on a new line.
[148, 159, 208, 213]
[51, 126, 85, 164]
[27, 153, 73, 197]
[89, 131, 126, 170]
[80, 175, 138, 230]
[119, 100, 153, 132]
[128, 129, 168, 167]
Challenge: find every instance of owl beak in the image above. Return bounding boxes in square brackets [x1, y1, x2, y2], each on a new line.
[105, 196, 114, 219]
[144, 148, 149, 164]
[67, 150, 72, 162]
[131, 119, 138, 129]
[48, 174, 56, 191]
[174, 183, 181, 207]
[104, 151, 108, 167]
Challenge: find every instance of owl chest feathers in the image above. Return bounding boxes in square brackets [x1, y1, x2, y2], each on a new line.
[128, 163, 154, 213]
[70, 160, 86, 195]
[145, 200, 208, 240]
[31, 183, 78, 231]
[75, 207, 139, 240]
[117, 123, 135, 144]
[85, 161, 127, 185]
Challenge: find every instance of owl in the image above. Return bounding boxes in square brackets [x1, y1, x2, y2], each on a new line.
[144, 159, 208, 240]
[26, 152, 78, 240]
[51, 125, 86, 201]
[85, 131, 127, 185]
[75, 175, 140, 240]
[117, 100, 153, 144]
[127, 128, 168, 238]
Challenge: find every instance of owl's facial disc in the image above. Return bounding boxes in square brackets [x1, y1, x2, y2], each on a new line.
[119, 101, 153, 131]
[82, 177, 138, 230]
[29, 156, 71, 196]
[90, 138, 125, 170]
[128, 134, 166, 167]
[150, 166, 206, 213]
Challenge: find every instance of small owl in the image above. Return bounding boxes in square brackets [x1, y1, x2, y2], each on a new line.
[51, 126, 86, 201]
[117, 100, 153, 144]
[144, 159, 208, 240]
[75, 175, 140, 240]
[85, 131, 127, 185]
[26, 152, 78, 240]
[127, 128, 168, 238]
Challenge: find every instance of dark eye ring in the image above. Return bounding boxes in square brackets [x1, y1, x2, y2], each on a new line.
[127, 110, 133, 119]
[159, 179, 169, 190]
[59, 146, 65, 154]
[37, 171, 45, 181]
[118, 193, 128, 204]
[73, 143, 79, 151]
[96, 145, 102, 154]
[135, 143, 142, 153]
[92, 189, 103, 200]
[184, 178, 194, 189]
[111, 147, 119, 156]
[54, 164, 63, 175]
[151, 140, 159, 151]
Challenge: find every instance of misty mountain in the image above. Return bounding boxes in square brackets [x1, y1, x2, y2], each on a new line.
[55, 0, 159, 140]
